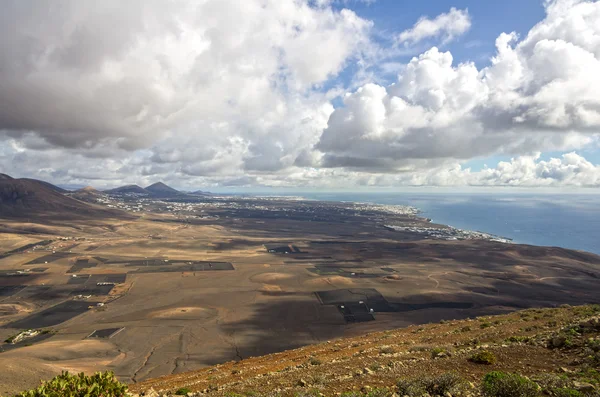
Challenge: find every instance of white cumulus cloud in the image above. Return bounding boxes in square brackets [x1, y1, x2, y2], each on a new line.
[396, 7, 471, 46]
[316, 0, 600, 174]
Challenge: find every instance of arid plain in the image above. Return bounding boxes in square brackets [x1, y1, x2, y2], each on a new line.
[1, 193, 599, 395]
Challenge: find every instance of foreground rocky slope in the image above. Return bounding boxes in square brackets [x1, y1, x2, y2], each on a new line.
[127, 305, 600, 397]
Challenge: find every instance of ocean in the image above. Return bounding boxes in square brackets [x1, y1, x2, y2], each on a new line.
[267, 192, 600, 256]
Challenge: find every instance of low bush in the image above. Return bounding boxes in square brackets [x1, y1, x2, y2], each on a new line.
[469, 350, 497, 365]
[430, 347, 449, 359]
[551, 388, 582, 397]
[379, 346, 395, 355]
[397, 372, 463, 396]
[482, 371, 540, 397]
[308, 357, 322, 366]
[13, 371, 127, 397]
[506, 336, 531, 343]
[175, 387, 192, 395]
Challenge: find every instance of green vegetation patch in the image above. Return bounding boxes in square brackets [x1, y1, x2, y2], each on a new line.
[13, 371, 127, 397]
[397, 372, 463, 397]
[482, 371, 540, 397]
[469, 350, 497, 365]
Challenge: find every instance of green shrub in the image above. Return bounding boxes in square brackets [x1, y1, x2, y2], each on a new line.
[469, 350, 497, 365]
[175, 387, 192, 395]
[397, 372, 462, 396]
[430, 347, 449, 359]
[13, 371, 127, 397]
[379, 346, 395, 354]
[506, 336, 531, 343]
[551, 388, 581, 397]
[533, 373, 570, 390]
[296, 389, 324, 397]
[422, 372, 463, 396]
[308, 357, 322, 366]
[482, 371, 540, 397]
[365, 388, 393, 397]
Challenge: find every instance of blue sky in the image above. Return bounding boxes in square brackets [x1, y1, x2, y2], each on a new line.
[344, 0, 546, 67]
[334, 0, 549, 92]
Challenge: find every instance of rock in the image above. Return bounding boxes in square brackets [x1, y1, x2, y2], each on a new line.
[354, 369, 363, 377]
[579, 317, 600, 332]
[445, 392, 453, 397]
[361, 386, 372, 393]
[573, 381, 596, 393]
[298, 379, 308, 387]
[559, 366, 573, 373]
[142, 389, 159, 397]
[363, 367, 374, 375]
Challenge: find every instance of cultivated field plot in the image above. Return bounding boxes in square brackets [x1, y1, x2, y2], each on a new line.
[131, 262, 234, 273]
[67, 274, 90, 284]
[0, 332, 54, 353]
[13, 286, 73, 301]
[315, 288, 387, 306]
[316, 288, 474, 316]
[0, 286, 25, 297]
[308, 266, 381, 278]
[89, 274, 127, 283]
[0, 268, 46, 276]
[87, 327, 124, 339]
[67, 258, 98, 273]
[2, 300, 92, 329]
[338, 302, 375, 323]
[264, 244, 302, 253]
[24, 252, 75, 265]
[0, 240, 53, 260]
[0, 274, 44, 287]
[69, 285, 115, 296]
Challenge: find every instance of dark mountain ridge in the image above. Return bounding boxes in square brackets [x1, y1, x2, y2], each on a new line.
[0, 174, 126, 219]
[103, 184, 150, 195]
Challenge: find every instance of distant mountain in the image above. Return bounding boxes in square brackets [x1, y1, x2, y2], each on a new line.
[191, 189, 212, 196]
[69, 186, 105, 203]
[104, 184, 150, 196]
[0, 174, 126, 219]
[145, 182, 187, 198]
[79, 186, 99, 193]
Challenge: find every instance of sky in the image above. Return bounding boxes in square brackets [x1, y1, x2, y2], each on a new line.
[1, 0, 600, 191]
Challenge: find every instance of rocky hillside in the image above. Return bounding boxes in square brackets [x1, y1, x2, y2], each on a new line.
[128, 305, 600, 397]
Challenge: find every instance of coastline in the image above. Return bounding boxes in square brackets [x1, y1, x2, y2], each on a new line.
[253, 193, 514, 244]
[247, 192, 600, 255]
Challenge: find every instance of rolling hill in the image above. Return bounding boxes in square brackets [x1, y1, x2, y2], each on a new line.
[68, 186, 106, 203]
[103, 184, 150, 196]
[0, 174, 126, 219]
[127, 304, 600, 397]
[191, 189, 212, 196]
[145, 182, 187, 198]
